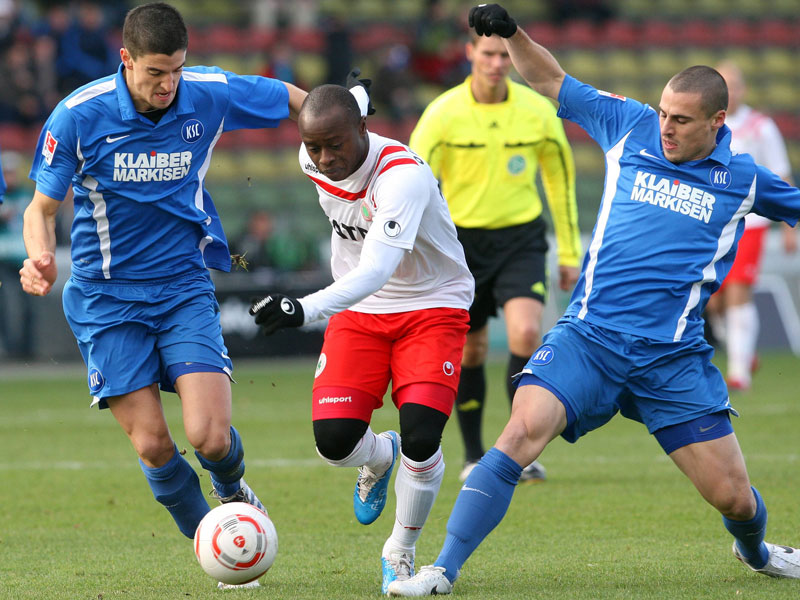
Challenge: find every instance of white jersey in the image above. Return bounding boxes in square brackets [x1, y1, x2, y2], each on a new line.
[299, 131, 473, 314]
[727, 105, 792, 229]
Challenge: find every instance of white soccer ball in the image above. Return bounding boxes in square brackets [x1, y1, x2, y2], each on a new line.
[194, 502, 278, 585]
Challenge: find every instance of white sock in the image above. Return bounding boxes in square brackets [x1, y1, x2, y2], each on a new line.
[726, 302, 758, 383]
[383, 448, 445, 556]
[316, 427, 394, 473]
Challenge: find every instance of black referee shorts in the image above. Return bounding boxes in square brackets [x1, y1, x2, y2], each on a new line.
[457, 218, 549, 332]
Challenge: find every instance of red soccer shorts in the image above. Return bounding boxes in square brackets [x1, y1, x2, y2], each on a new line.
[720, 226, 767, 289]
[311, 307, 469, 421]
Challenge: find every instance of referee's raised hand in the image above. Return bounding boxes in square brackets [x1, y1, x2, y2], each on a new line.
[468, 4, 517, 38]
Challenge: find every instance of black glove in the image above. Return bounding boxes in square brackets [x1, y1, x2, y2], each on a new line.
[249, 294, 305, 336]
[345, 67, 376, 115]
[468, 4, 517, 38]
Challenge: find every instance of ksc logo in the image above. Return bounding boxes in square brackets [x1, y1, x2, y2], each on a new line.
[530, 346, 554, 365]
[709, 166, 731, 189]
[181, 119, 204, 143]
[88, 368, 105, 394]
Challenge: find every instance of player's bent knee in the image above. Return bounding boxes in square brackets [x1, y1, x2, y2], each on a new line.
[187, 426, 231, 462]
[313, 418, 369, 461]
[712, 484, 757, 520]
[398, 401, 449, 462]
[135, 434, 177, 467]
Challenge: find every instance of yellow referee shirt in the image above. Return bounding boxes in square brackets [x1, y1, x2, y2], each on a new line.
[410, 76, 581, 267]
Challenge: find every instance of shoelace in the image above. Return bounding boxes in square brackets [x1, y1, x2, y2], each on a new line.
[388, 553, 413, 578]
[356, 466, 380, 502]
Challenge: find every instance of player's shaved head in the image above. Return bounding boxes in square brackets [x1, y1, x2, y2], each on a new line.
[123, 2, 188, 59]
[667, 65, 728, 117]
[298, 85, 369, 181]
[300, 84, 362, 126]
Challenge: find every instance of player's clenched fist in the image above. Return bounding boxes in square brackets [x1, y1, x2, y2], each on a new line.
[249, 293, 305, 335]
[468, 4, 517, 38]
[19, 251, 57, 296]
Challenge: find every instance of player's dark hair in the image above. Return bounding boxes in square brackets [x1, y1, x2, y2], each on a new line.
[123, 2, 188, 59]
[668, 65, 728, 116]
[301, 84, 362, 126]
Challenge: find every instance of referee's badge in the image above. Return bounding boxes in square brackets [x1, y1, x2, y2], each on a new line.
[507, 155, 525, 175]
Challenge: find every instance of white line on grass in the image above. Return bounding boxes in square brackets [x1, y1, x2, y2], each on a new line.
[0, 458, 325, 471]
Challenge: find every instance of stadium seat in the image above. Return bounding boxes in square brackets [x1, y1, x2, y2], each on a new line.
[639, 21, 678, 47]
[753, 20, 796, 46]
[718, 20, 754, 46]
[560, 20, 600, 49]
[524, 23, 559, 49]
[759, 48, 795, 78]
[640, 49, 685, 81]
[679, 21, 716, 47]
[204, 25, 247, 53]
[599, 19, 639, 48]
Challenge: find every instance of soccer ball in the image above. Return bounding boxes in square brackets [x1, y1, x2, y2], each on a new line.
[194, 502, 278, 585]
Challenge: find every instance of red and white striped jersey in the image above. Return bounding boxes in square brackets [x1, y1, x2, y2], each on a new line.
[299, 131, 474, 314]
[727, 105, 792, 229]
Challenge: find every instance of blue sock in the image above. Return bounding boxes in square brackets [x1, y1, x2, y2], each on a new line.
[195, 426, 245, 498]
[435, 448, 523, 582]
[723, 486, 769, 568]
[140, 445, 210, 538]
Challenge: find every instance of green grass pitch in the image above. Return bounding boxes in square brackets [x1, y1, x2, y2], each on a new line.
[0, 353, 798, 599]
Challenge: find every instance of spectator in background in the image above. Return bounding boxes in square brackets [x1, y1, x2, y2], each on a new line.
[260, 40, 298, 86]
[411, 0, 466, 87]
[0, 151, 35, 359]
[230, 209, 320, 275]
[704, 60, 797, 391]
[373, 43, 418, 122]
[38, 1, 117, 97]
[322, 15, 352, 85]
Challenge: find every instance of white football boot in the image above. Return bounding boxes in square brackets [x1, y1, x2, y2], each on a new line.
[733, 541, 800, 578]
[387, 565, 453, 596]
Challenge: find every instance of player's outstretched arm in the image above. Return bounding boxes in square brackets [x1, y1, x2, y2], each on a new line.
[284, 82, 308, 121]
[20, 189, 60, 296]
[469, 4, 565, 101]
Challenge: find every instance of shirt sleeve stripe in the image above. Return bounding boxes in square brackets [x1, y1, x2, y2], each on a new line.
[377, 158, 418, 176]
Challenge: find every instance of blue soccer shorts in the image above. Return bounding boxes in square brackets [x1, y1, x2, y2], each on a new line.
[516, 316, 736, 448]
[62, 269, 233, 407]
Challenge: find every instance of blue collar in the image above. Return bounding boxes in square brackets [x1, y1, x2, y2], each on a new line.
[706, 125, 732, 165]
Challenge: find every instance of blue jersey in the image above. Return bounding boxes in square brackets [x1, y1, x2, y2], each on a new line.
[557, 75, 800, 343]
[30, 64, 289, 280]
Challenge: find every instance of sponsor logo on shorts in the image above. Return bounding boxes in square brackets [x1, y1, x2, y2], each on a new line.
[507, 155, 525, 175]
[443, 361, 455, 376]
[181, 119, 204, 143]
[88, 367, 105, 394]
[314, 353, 326, 378]
[709, 165, 731, 189]
[530, 346, 554, 365]
[318, 395, 352, 405]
